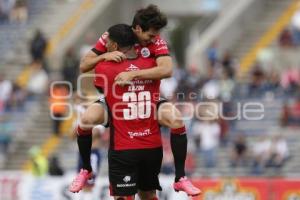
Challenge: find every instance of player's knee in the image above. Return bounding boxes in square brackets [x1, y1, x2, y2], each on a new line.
[171, 117, 184, 129]
[80, 114, 101, 128]
[160, 114, 184, 129]
[77, 125, 92, 136]
[171, 125, 186, 135]
[115, 197, 126, 200]
[138, 190, 157, 200]
[158, 104, 184, 128]
[80, 115, 89, 126]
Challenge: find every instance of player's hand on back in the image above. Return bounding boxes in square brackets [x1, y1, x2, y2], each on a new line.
[103, 51, 126, 62]
[115, 71, 135, 86]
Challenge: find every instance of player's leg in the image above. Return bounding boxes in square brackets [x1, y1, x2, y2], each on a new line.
[157, 101, 186, 180]
[137, 147, 162, 200]
[77, 102, 107, 172]
[109, 149, 138, 200]
[157, 101, 201, 196]
[114, 196, 135, 200]
[138, 190, 157, 200]
[70, 101, 107, 193]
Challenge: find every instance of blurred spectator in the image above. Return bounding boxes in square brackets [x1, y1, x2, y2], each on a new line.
[9, 0, 27, 23]
[160, 77, 178, 100]
[248, 67, 267, 97]
[0, 73, 12, 113]
[280, 102, 290, 127]
[15, 61, 48, 98]
[48, 155, 64, 176]
[7, 82, 27, 111]
[192, 118, 220, 168]
[218, 117, 229, 146]
[0, 116, 12, 154]
[280, 97, 300, 127]
[175, 67, 201, 102]
[251, 135, 271, 174]
[291, 10, 300, 45]
[202, 79, 220, 100]
[206, 41, 218, 67]
[278, 28, 294, 48]
[26, 61, 48, 95]
[266, 71, 281, 93]
[219, 70, 235, 102]
[257, 48, 278, 76]
[0, 0, 15, 22]
[49, 83, 70, 135]
[30, 29, 47, 62]
[280, 68, 300, 94]
[221, 51, 235, 78]
[28, 146, 48, 177]
[61, 47, 79, 91]
[266, 134, 289, 168]
[230, 134, 248, 167]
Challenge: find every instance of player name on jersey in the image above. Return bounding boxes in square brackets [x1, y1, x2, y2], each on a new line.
[128, 85, 144, 92]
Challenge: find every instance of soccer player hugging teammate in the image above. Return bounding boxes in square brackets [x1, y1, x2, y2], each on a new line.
[97, 24, 162, 200]
[69, 4, 201, 197]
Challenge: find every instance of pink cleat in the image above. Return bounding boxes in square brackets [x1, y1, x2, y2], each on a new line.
[173, 177, 201, 196]
[69, 169, 93, 193]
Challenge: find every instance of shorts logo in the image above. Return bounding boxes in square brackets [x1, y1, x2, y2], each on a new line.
[141, 47, 150, 58]
[123, 176, 131, 183]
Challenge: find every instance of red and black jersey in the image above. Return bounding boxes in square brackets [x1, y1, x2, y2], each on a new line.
[92, 32, 170, 59]
[94, 57, 162, 150]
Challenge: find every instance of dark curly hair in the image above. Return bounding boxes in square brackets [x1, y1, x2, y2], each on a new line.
[132, 4, 167, 32]
[107, 24, 136, 48]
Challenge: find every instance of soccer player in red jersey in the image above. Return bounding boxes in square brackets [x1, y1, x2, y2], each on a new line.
[72, 5, 201, 196]
[87, 24, 163, 200]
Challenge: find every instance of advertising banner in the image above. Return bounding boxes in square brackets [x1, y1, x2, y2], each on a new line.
[271, 179, 300, 200]
[1, 172, 300, 200]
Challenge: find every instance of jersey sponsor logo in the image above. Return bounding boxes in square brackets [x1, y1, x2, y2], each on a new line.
[131, 80, 153, 85]
[155, 39, 167, 46]
[156, 46, 168, 51]
[123, 176, 131, 183]
[128, 129, 151, 138]
[126, 64, 140, 71]
[141, 47, 150, 58]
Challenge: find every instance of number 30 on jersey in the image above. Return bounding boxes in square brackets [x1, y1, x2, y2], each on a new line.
[123, 91, 151, 120]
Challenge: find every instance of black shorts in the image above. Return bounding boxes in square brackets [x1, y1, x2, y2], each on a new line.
[108, 147, 163, 196]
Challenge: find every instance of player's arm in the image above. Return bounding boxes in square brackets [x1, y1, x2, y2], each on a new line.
[133, 56, 173, 79]
[80, 50, 105, 73]
[114, 56, 172, 85]
[80, 50, 126, 73]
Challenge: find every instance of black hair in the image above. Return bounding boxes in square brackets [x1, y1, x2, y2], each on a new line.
[107, 24, 136, 48]
[132, 4, 167, 32]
